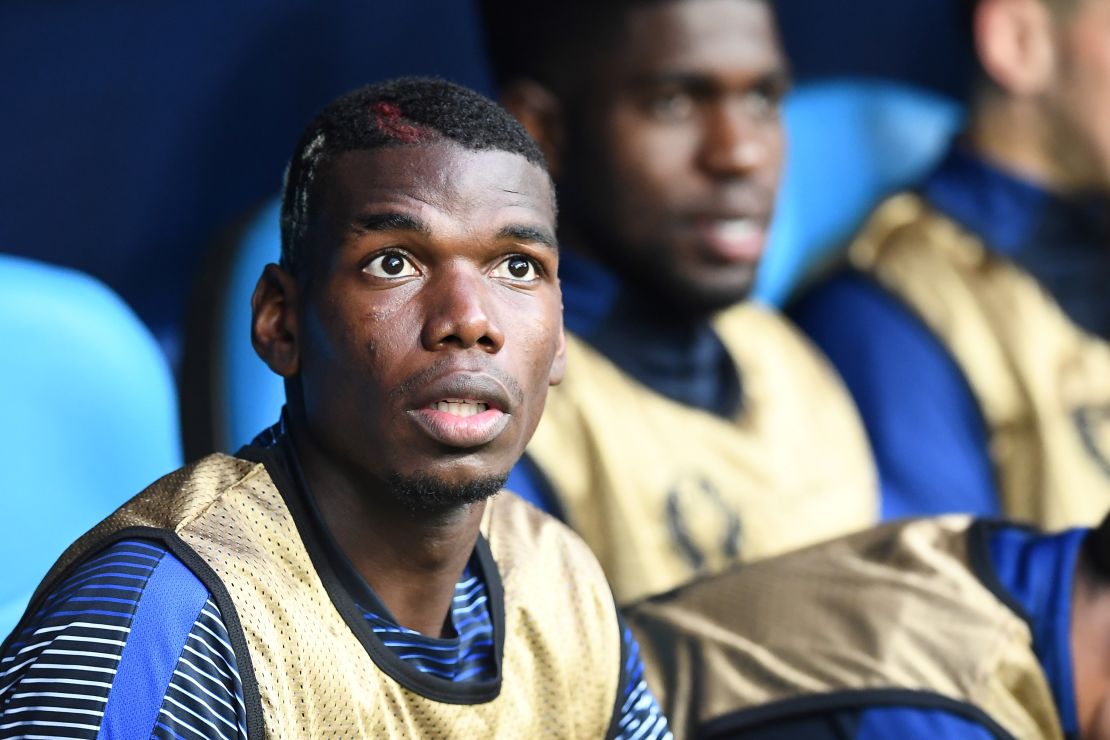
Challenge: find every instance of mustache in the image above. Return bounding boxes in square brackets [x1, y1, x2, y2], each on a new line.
[389, 357, 526, 408]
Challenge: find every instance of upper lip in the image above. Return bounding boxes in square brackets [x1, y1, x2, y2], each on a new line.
[410, 372, 513, 414]
[686, 211, 769, 226]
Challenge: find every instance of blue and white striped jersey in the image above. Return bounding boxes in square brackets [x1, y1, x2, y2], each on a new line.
[0, 537, 669, 739]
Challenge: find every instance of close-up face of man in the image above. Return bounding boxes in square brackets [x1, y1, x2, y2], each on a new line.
[560, 0, 789, 316]
[256, 140, 564, 510]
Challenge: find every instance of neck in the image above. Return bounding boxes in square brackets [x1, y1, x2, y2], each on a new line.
[966, 98, 1060, 187]
[1071, 558, 1110, 739]
[288, 416, 485, 638]
[966, 95, 1107, 194]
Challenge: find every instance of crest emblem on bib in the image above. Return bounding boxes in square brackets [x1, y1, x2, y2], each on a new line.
[665, 475, 742, 573]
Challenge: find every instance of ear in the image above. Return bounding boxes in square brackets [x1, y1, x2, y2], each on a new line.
[976, 0, 1057, 96]
[548, 321, 567, 386]
[500, 79, 566, 178]
[251, 263, 301, 378]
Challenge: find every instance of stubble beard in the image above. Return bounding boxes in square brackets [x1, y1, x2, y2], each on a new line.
[384, 472, 507, 516]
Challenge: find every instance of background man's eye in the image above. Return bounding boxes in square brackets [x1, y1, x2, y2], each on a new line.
[492, 256, 539, 281]
[365, 252, 419, 278]
[648, 91, 694, 121]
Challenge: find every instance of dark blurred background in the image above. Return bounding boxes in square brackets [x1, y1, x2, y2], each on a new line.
[0, 0, 974, 367]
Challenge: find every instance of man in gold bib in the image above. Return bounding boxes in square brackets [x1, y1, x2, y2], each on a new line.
[481, 0, 879, 605]
[792, 0, 1110, 527]
[0, 78, 670, 739]
[628, 511, 1110, 739]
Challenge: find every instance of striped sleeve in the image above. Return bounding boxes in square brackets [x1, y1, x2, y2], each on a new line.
[614, 623, 672, 740]
[0, 540, 246, 740]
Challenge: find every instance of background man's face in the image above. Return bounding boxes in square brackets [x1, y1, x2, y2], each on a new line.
[296, 142, 563, 496]
[1045, 0, 1110, 191]
[561, 0, 788, 315]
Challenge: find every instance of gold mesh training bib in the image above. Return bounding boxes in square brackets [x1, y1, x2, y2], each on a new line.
[627, 516, 1062, 740]
[525, 302, 878, 604]
[30, 453, 623, 739]
[849, 193, 1110, 530]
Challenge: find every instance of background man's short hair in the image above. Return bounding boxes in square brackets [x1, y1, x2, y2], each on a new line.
[480, 0, 776, 91]
[280, 76, 547, 275]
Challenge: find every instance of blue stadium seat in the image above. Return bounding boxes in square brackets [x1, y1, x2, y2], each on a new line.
[755, 79, 965, 305]
[0, 255, 182, 637]
[218, 199, 287, 453]
[182, 199, 286, 457]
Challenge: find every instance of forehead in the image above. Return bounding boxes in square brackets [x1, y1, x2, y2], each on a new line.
[319, 143, 556, 229]
[608, 0, 783, 78]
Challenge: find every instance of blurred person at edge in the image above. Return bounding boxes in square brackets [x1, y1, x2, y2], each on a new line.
[628, 510, 1110, 740]
[481, 0, 879, 605]
[792, 0, 1110, 526]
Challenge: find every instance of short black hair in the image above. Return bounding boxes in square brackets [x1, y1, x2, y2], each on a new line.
[280, 76, 547, 275]
[480, 0, 771, 91]
[481, 2, 615, 90]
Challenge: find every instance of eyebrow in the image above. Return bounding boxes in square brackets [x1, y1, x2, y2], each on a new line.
[352, 212, 432, 236]
[632, 68, 792, 94]
[496, 224, 558, 250]
[352, 212, 556, 250]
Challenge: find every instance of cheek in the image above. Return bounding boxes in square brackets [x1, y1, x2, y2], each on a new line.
[762, 121, 787, 185]
[1062, 21, 1110, 171]
[604, 113, 699, 202]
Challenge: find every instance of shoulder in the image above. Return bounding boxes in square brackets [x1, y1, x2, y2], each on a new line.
[30, 454, 269, 596]
[790, 269, 931, 349]
[482, 492, 608, 583]
[628, 517, 1035, 739]
[715, 300, 857, 400]
[791, 270, 968, 397]
[482, 493, 618, 638]
[0, 538, 245, 738]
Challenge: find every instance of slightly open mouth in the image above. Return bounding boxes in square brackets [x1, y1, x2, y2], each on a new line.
[428, 399, 490, 418]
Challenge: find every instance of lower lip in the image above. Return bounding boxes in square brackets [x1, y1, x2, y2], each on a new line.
[409, 408, 510, 449]
[692, 221, 766, 263]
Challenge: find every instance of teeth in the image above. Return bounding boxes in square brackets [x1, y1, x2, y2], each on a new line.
[431, 399, 490, 418]
[714, 218, 758, 239]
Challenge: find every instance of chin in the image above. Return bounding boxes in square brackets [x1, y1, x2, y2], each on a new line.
[383, 470, 507, 515]
[672, 279, 755, 317]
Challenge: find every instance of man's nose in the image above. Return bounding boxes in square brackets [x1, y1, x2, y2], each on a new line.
[420, 266, 505, 353]
[697, 98, 771, 178]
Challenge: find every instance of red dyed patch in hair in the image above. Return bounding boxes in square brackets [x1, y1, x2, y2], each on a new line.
[371, 101, 423, 143]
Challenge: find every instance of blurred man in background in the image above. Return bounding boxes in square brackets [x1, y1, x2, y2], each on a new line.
[629, 511, 1110, 739]
[482, 0, 878, 604]
[792, 0, 1110, 526]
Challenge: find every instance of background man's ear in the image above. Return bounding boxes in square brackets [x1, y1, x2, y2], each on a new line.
[251, 263, 301, 378]
[975, 0, 1057, 97]
[500, 79, 565, 178]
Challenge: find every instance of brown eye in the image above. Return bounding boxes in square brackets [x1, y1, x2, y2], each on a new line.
[365, 252, 419, 279]
[491, 256, 539, 282]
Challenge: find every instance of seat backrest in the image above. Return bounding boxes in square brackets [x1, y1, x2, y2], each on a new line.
[182, 198, 285, 458]
[755, 79, 965, 305]
[0, 254, 182, 636]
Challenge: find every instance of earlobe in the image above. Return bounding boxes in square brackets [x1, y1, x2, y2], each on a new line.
[976, 0, 1057, 96]
[500, 79, 566, 178]
[251, 264, 301, 378]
